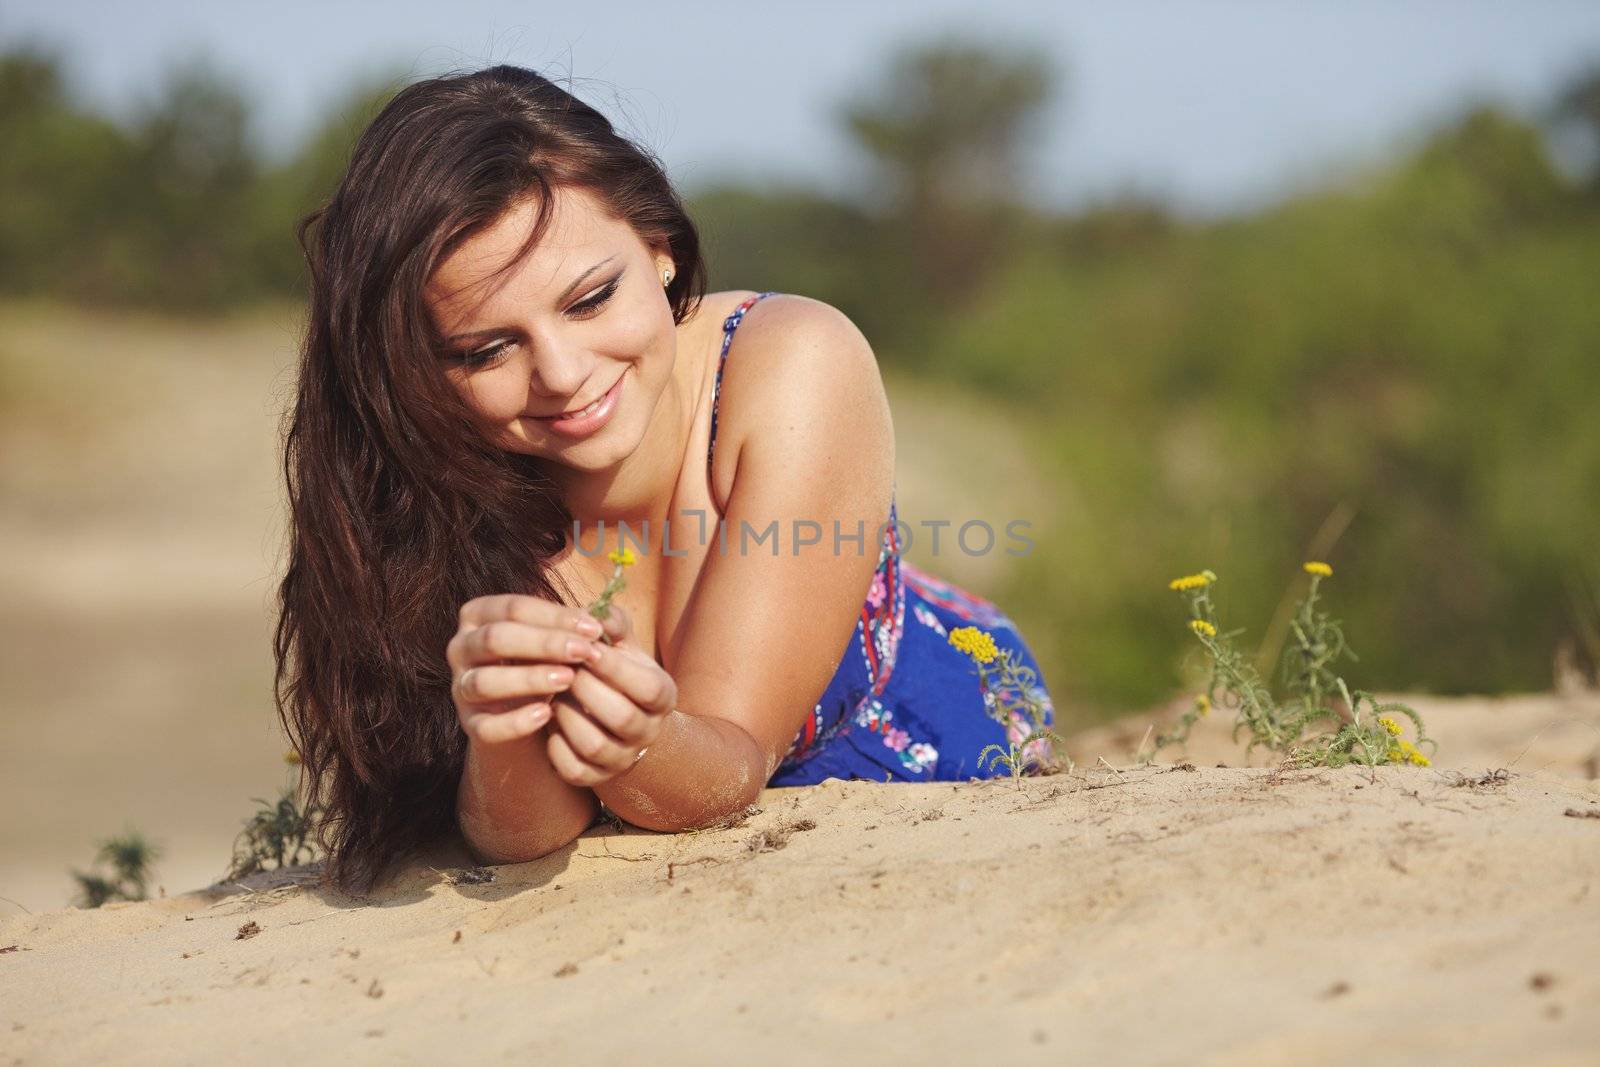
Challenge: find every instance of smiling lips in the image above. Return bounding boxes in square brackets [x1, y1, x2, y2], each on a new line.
[546, 392, 609, 420]
[532, 371, 625, 438]
[536, 374, 621, 420]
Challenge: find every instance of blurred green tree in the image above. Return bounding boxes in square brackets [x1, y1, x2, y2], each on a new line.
[1550, 59, 1600, 194]
[0, 43, 132, 296]
[835, 32, 1058, 309]
[120, 52, 261, 308]
[245, 67, 409, 294]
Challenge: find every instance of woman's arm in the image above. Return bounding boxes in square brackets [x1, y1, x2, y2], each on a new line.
[445, 595, 613, 863]
[457, 730, 600, 863]
[585, 295, 895, 826]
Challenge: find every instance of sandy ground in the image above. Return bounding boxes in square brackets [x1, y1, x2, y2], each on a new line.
[3, 690, 1599, 1065]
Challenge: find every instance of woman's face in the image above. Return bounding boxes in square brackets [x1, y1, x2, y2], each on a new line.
[424, 184, 677, 470]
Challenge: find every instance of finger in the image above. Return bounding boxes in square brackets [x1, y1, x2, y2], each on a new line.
[455, 664, 575, 704]
[547, 727, 611, 787]
[457, 595, 604, 637]
[576, 643, 676, 718]
[566, 667, 654, 745]
[463, 701, 552, 745]
[450, 621, 600, 671]
[552, 695, 635, 771]
[595, 601, 640, 652]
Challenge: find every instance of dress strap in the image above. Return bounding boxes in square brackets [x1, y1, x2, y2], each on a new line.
[706, 291, 780, 485]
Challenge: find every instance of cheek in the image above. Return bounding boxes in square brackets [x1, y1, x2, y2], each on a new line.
[462, 372, 529, 422]
[606, 292, 674, 360]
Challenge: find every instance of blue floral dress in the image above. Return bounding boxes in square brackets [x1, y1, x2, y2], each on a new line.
[709, 291, 1059, 784]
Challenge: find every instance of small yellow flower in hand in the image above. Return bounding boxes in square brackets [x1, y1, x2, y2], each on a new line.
[948, 625, 999, 664]
[589, 547, 639, 626]
[1189, 619, 1217, 638]
[1168, 571, 1216, 591]
[1303, 561, 1333, 577]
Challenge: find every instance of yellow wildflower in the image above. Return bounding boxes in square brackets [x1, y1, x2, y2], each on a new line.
[1392, 739, 1431, 766]
[608, 547, 638, 567]
[1386, 745, 1404, 763]
[948, 625, 999, 664]
[1303, 561, 1333, 577]
[1196, 693, 1211, 718]
[1168, 571, 1216, 592]
[1189, 619, 1217, 638]
[1378, 716, 1402, 736]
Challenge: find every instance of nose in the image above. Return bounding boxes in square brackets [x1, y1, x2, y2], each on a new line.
[522, 337, 594, 404]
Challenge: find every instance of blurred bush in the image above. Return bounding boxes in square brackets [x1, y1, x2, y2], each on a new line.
[0, 42, 400, 308]
[939, 101, 1600, 710]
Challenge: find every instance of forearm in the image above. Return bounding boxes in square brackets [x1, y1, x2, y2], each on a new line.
[457, 731, 600, 864]
[592, 708, 766, 832]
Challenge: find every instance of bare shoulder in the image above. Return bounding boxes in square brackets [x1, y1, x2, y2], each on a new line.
[716, 292, 887, 424]
[710, 291, 893, 507]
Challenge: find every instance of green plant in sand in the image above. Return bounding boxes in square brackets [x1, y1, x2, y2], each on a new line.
[948, 625, 1067, 783]
[69, 830, 161, 907]
[223, 749, 324, 880]
[1153, 563, 1436, 769]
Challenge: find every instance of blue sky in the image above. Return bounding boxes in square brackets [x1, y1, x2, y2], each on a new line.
[4, 0, 1599, 216]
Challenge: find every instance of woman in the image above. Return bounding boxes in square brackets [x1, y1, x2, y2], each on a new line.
[277, 64, 1057, 896]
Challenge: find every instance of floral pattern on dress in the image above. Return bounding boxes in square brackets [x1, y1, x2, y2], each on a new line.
[980, 671, 1055, 733]
[901, 559, 1015, 631]
[913, 602, 946, 636]
[862, 503, 905, 698]
[855, 699, 939, 774]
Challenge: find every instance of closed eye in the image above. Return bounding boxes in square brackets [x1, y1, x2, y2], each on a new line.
[452, 274, 623, 369]
[568, 275, 620, 320]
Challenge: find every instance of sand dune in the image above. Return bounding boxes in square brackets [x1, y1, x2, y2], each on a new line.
[4, 691, 1598, 1064]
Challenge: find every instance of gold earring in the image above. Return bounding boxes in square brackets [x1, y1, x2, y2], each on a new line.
[662, 267, 673, 287]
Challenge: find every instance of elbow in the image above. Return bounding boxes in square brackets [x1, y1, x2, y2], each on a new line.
[457, 805, 594, 867]
[461, 832, 570, 867]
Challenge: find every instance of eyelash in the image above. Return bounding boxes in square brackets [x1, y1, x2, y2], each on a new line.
[456, 278, 621, 369]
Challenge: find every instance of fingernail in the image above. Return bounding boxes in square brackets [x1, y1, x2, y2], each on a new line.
[585, 642, 604, 664]
[567, 637, 594, 659]
[529, 704, 551, 727]
[574, 616, 604, 638]
[547, 667, 574, 686]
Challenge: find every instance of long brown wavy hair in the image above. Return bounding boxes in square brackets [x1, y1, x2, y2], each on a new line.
[274, 65, 708, 897]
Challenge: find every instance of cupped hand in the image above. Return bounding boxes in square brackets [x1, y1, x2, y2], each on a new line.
[446, 593, 607, 745]
[546, 601, 679, 787]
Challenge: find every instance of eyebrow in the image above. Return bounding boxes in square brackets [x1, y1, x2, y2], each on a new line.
[444, 254, 619, 343]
